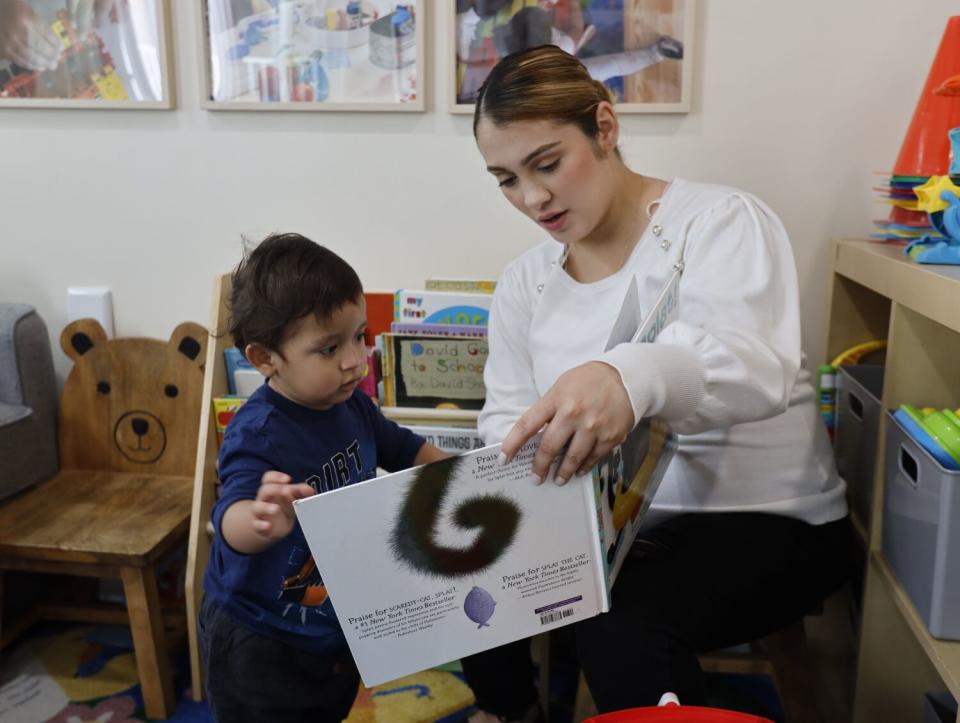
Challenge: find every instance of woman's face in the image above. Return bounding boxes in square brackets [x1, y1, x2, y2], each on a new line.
[476, 116, 616, 244]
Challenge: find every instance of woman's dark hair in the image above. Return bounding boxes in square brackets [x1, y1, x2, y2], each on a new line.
[228, 233, 363, 353]
[473, 44, 615, 142]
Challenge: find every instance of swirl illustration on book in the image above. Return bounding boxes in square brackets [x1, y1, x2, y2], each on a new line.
[390, 456, 522, 577]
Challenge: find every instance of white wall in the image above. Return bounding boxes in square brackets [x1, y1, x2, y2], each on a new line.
[1, 1, 954, 382]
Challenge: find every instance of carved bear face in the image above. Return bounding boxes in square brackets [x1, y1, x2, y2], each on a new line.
[59, 319, 207, 475]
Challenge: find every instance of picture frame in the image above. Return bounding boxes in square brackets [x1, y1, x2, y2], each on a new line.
[449, 0, 694, 114]
[199, 0, 426, 111]
[0, 0, 174, 109]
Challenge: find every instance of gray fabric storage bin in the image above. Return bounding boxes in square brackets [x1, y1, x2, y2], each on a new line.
[883, 410, 960, 640]
[923, 692, 957, 723]
[834, 365, 884, 528]
[0, 304, 58, 500]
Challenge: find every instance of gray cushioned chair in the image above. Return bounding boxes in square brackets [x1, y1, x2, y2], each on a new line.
[0, 303, 58, 499]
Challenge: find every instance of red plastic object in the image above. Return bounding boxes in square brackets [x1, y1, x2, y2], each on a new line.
[583, 706, 773, 723]
[893, 16, 960, 177]
[889, 205, 929, 226]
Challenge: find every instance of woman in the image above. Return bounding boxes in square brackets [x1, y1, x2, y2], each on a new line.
[463, 45, 851, 722]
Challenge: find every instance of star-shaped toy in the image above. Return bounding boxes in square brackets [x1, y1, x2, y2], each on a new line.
[913, 175, 960, 213]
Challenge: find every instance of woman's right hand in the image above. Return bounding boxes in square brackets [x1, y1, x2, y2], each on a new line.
[500, 360, 636, 485]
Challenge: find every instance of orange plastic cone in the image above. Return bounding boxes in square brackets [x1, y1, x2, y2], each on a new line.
[894, 16, 960, 178]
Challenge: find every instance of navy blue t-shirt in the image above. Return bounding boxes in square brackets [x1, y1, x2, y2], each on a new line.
[203, 383, 425, 653]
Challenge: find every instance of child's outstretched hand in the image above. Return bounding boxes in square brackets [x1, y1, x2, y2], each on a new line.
[251, 471, 315, 541]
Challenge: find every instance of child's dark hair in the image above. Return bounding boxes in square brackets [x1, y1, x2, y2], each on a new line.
[228, 233, 363, 353]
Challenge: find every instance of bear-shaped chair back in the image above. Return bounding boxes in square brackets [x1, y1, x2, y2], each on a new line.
[59, 318, 208, 475]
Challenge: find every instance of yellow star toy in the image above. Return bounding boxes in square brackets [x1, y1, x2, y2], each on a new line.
[913, 175, 960, 213]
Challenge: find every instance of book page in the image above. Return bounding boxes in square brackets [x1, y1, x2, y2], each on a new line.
[294, 438, 605, 686]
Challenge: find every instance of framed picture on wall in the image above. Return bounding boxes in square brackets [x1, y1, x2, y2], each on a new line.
[200, 1, 425, 111]
[449, 0, 694, 114]
[0, 0, 174, 109]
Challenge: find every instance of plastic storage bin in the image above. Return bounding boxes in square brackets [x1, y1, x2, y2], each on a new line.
[882, 410, 960, 639]
[834, 365, 885, 528]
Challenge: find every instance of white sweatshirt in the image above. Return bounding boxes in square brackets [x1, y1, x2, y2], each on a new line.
[479, 178, 847, 525]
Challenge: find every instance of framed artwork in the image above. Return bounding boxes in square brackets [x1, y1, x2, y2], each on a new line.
[0, 0, 174, 109]
[449, 0, 694, 114]
[200, 0, 425, 111]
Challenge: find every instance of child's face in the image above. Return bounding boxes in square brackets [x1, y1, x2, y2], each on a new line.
[258, 298, 367, 410]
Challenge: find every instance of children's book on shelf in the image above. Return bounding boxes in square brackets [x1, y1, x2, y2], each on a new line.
[358, 347, 379, 401]
[378, 333, 487, 410]
[364, 291, 395, 346]
[294, 271, 681, 687]
[404, 425, 484, 454]
[394, 289, 492, 326]
[390, 322, 487, 338]
[424, 278, 497, 294]
[212, 396, 247, 447]
[381, 406, 479, 429]
[223, 347, 264, 397]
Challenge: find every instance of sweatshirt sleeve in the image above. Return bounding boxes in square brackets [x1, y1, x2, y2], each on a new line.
[598, 192, 802, 436]
[477, 262, 540, 445]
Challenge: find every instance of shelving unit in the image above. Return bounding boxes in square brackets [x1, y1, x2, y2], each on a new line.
[824, 240, 960, 723]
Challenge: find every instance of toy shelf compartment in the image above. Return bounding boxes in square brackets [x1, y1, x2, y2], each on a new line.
[827, 240, 960, 723]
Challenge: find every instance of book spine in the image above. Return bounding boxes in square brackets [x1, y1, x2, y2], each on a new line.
[424, 279, 497, 294]
[389, 322, 487, 337]
[583, 471, 611, 613]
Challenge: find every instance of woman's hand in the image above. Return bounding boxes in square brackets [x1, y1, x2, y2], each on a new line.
[500, 361, 634, 484]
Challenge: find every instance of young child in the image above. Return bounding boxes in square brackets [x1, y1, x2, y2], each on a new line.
[200, 233, 447, 723]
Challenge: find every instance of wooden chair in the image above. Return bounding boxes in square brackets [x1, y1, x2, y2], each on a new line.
[0, 318, 207, 720]
[186, 272, 233, 702]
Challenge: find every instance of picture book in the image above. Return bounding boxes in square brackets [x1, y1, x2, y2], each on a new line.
[390, 322, 488, 338]
[378, 333, 487, 410]
[394, 290, 492, 326]
[404, 425, 484, 453]
[223, 347, 264, 397]
[212, 396, 247, 447]
[424, 278, 497, 294]
[294, 271, 681, 686]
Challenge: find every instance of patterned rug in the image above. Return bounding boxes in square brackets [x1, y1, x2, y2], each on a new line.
[0, 623, 783, 723]
[0, 623, 476, 723]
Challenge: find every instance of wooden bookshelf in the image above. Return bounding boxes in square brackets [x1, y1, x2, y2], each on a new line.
[825, 240, 960, 723]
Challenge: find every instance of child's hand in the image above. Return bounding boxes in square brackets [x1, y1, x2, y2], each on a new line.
[250, 471, 315, 541]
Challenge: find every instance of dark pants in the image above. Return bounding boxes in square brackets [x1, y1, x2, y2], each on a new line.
[199, 597, 360, 723]
[461, 512, 854, 715]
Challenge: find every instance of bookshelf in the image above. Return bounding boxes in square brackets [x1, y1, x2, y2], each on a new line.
[824, 240, 960, 723]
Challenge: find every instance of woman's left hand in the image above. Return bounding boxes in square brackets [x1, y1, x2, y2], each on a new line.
[500, 361, 634, 484]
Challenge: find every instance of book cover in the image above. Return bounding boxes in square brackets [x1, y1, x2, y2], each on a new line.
[424, 278, 497, 294]
[357, 347, 379, 401]
[223, 347, 264, 397]
[212, 396, 247, 447]
[294, 271, 680, 686]
[379, 333, 487, 410]
[364, 291, 395, 347]
[404, 424, 484, 453]
[394, 290, 492, 326]
[390, 322, 488, 338]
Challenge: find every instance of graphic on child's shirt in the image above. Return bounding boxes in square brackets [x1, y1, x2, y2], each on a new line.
[307, 439, 366, 493]
[276, 440, 369, 625]
[278, 545, 331, 624]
